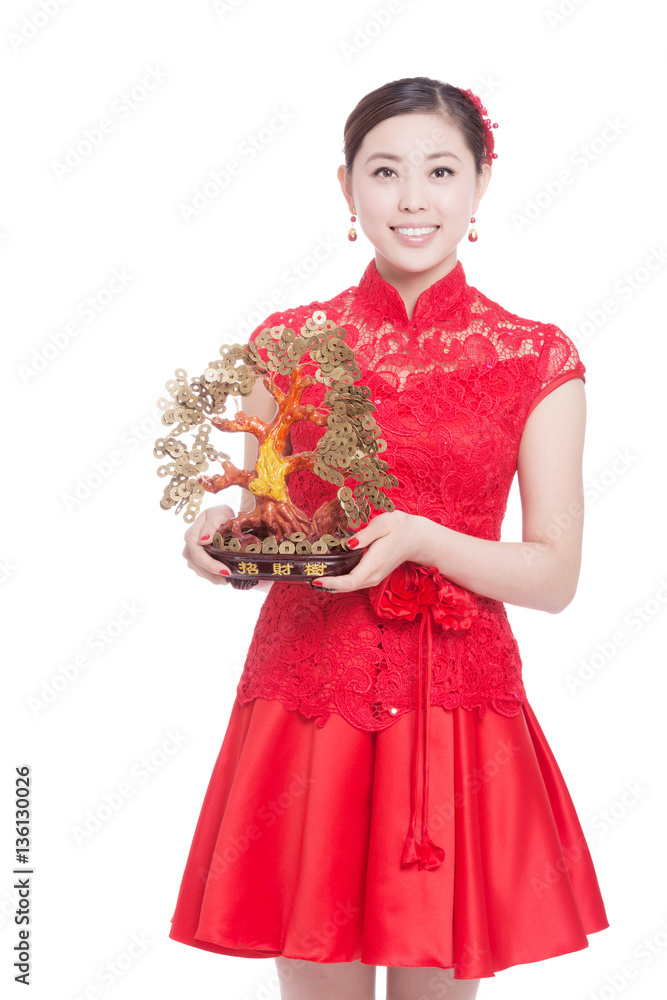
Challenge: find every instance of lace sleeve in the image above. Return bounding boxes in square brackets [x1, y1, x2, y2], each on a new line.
[526, 325, 586, 418]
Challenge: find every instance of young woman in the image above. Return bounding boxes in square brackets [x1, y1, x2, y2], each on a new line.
[168, 77, 609, 1000]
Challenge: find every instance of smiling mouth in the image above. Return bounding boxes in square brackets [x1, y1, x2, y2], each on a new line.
[391, 226, 439, 236]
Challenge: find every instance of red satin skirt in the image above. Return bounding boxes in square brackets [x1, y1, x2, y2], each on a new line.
[168, 695, 608, 979]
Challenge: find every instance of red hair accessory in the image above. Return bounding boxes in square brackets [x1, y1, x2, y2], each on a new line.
[459, 88, 499, 164]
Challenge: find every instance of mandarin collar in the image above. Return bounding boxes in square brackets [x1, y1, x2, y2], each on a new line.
[355, 257, 472, 332]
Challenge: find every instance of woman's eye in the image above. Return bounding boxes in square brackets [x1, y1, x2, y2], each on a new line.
[373, 167, 396, 178]
[432, 167, 453, 178]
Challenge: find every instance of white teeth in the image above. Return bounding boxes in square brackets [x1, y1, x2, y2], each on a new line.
[394, 226, 438, 236]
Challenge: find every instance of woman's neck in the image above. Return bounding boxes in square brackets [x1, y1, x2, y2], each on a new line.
[373, 250, 459, 321]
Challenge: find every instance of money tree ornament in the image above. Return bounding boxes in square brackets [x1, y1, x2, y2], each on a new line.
[154, 310, 397, 587]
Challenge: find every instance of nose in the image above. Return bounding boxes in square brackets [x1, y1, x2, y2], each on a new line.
[397, 176, 429, 214]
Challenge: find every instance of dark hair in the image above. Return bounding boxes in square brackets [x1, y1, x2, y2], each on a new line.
[342, 76, 494, 176]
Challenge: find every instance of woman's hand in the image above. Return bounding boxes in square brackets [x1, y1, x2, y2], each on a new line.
[314, 511, 431, 592]
[182, 504, 235, 585]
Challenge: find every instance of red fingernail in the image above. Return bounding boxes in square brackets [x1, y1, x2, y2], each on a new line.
[312, 579, 323, 586]
[347, 537, 359, 549]
[218, 568, 231, 576]
[200, 534, 211, 541]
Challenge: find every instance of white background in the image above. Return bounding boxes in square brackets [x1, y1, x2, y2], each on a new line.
[2, 1, 666, 998]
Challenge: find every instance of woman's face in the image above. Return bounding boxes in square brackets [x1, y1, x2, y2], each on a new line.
[338, 112, 491, 279]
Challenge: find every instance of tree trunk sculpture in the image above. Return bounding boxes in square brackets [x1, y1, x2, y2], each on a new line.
[199, 365, 336, 542]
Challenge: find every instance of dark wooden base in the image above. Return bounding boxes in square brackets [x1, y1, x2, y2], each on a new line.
[203, 545, 364, 588]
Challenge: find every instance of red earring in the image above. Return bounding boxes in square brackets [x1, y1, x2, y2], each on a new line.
[468, 216, 478, 242]
[348, 204, 357, 242]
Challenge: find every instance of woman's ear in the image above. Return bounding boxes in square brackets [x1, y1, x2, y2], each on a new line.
[337, 164, 354, 213]
[472, 162, 492, 216]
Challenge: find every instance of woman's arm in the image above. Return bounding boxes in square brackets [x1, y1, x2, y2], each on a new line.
[239, 376, 279, 511]
[182, 377, 277, 585]
[319, 378, 586, 614]
[416, 376, 586, 612]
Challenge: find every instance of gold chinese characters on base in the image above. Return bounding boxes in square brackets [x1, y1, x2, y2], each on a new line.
[204, 530, 363, 588]
[154, 309, 397, 588]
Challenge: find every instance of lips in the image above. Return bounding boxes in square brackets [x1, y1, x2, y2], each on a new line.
[390, 225, 440, 247]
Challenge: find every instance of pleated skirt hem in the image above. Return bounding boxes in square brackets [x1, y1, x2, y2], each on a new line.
[168, 694, 609, 979]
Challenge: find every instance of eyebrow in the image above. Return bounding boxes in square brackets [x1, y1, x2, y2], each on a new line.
[364, 151, 462, 165]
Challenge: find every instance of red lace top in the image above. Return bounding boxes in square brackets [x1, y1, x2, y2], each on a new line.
[233, 257, 586, 867]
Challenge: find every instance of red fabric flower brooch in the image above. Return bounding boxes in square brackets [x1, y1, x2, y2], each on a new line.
[369, 562, 478, 630]
[368, 562, 478, 871]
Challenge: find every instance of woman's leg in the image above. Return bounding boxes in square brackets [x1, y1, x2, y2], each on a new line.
[386, 965, 480, 1000]
[275, 956, 377, 1000]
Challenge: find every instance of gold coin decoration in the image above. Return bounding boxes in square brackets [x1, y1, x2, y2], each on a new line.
[154, 309, 396, 530]
[210, 529, 356, 556]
